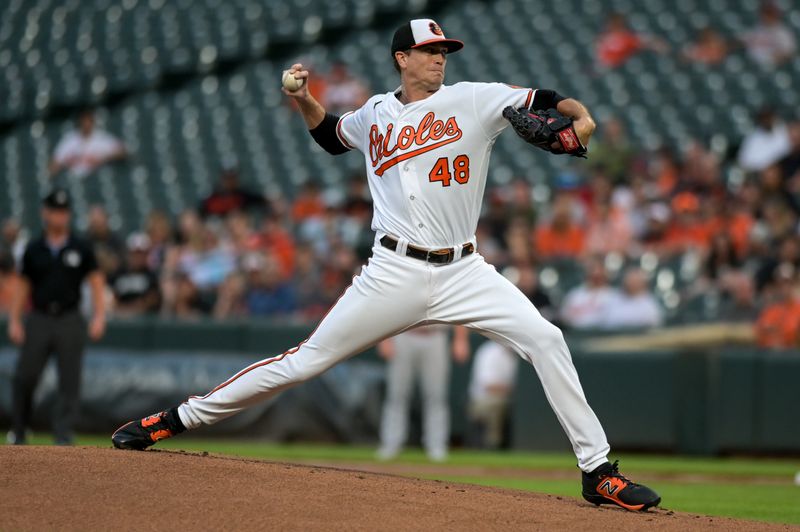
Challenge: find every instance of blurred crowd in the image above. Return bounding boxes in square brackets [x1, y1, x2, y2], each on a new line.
[595, 3, 796, 69]
[0, 3, 798, 351]
[2, 102, 800, 352]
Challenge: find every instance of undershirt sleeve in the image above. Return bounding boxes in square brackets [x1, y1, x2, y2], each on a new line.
[530, 89, 565, 111]
[309, 113, 349, 155]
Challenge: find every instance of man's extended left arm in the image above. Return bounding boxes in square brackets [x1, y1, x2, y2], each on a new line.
[88, 271, 107, 340]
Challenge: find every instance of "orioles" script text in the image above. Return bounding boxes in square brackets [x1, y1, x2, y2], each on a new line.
[369, 112, 463, 176]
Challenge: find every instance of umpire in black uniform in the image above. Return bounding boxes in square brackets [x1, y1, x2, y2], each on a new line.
[7, 189, 106, 445]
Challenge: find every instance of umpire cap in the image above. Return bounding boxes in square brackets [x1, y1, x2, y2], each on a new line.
[42, 189, 71, 210]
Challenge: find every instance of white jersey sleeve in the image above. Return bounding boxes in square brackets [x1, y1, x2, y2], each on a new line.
[336, 95, 382, 154]
[470, 82, 536, 140]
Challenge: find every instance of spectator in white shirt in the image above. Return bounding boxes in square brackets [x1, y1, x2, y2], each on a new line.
[467, 339, 519, 449]
[603, 267, 664, 329]
[737, 108, 792, 172]
[321, 62, 370, 115]
[49, 110, 127, 178]
[560, 257, 619, 329]
[740, 3, 797, 67]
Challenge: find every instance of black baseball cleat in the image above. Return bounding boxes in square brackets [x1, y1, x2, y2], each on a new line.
[582, 460, 661, 511]
[111, 408, 186, 450]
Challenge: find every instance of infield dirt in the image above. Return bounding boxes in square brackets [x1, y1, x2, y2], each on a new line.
[0, 446, 792, 531]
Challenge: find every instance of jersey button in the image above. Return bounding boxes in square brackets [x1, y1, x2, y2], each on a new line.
[409, 194, 415, 200]
[418, 223, 424, 228]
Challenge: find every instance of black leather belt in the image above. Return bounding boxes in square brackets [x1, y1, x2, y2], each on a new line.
[380, 235, 474, 264]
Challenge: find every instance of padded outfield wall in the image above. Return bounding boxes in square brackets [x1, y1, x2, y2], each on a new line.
[0, 318, 797, 454]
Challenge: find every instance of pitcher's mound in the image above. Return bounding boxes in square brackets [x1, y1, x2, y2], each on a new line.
[0, 446, 783, 531]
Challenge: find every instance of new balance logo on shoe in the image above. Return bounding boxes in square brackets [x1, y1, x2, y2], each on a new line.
[599, 479, 619, 496]
[581, 460, 661, 512]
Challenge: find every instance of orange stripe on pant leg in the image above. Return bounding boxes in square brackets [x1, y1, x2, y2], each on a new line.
[190, 343, 305, 401]
[184, 277, 358, 404]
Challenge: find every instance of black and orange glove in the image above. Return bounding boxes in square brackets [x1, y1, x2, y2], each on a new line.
[502, 107, 587, 158]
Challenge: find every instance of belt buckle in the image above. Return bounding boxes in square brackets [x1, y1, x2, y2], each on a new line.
[427, 248, 454, 264]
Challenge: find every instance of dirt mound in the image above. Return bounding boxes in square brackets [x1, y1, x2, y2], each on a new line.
[0, 446, 788, 531]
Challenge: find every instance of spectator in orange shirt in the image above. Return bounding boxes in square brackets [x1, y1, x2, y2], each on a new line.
[256, 215, 296, 280]
[292, 181, 326, 222]
[682, 27, 729, 65]
[534, 193, 585, 259]
[596, 13, 667, 68]
[662, 192, 713, 255]
[755, 263, 800, 349]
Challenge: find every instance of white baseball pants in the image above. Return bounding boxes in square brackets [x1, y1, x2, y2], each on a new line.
[379, 328, 450, 460]
[178, 242, 610, 472]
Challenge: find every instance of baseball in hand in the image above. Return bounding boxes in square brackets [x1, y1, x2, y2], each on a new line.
[282, 70, 304, 92]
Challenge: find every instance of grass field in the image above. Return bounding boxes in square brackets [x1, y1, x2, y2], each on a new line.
[20, 435, 800, 526]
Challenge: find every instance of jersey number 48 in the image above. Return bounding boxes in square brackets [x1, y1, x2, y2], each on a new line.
[428, 155, 470, 187]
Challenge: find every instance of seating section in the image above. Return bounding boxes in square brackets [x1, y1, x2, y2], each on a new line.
[0, 0, 425, 125]
[1, 0, 436, 230]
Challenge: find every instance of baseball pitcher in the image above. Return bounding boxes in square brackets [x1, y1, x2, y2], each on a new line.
[113, 19, 660, 512]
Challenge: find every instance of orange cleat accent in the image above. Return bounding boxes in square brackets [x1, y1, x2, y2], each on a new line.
[112, 408, 185, 450]
[149, 429, 173, 442]
[582, 460, 660, 511]
[141, 414, 163, 428]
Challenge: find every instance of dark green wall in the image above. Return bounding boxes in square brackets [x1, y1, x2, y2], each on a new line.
[1, 318, 798, 454]
[511, 345, 800, 455]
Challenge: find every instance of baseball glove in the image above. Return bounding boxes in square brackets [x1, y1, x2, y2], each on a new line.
[502, 107, 587, 158]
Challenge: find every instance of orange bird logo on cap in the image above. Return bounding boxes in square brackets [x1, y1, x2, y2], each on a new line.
[429, 22, 443, 36]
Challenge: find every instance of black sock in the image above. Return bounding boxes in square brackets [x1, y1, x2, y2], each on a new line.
[164, 406, 187, 434]
[587, 461, 612, 477]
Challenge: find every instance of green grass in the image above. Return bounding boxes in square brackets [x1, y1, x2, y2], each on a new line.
[422, 476, 800, 525]
[18, 434, 800, 525]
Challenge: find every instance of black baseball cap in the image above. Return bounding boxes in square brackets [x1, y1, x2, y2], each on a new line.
[42, 189, 71, 210]
[391, 19, 464, 54]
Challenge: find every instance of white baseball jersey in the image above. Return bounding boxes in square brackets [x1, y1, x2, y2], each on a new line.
[336, 83, 535, 249]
